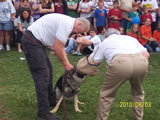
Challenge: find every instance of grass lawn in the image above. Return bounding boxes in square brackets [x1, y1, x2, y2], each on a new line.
[0, 48, 160, 120]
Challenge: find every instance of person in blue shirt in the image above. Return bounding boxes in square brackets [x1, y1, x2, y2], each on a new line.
[94, 1, 108, 30]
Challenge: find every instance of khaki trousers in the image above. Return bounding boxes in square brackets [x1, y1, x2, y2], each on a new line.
[96, 54, 149, 120]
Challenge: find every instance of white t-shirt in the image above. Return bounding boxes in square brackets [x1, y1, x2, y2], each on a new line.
[85, 35, 101, 51]
[141, 0, 158, 22]
[17, 16, 34, 31]
[90, 35, 147, 64]
[27, 13, 75, 47]
[90, 35, 101, 49]
[79, 1, 92, 18]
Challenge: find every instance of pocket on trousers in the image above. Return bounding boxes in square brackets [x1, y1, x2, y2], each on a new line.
[25, 52, 40, 71]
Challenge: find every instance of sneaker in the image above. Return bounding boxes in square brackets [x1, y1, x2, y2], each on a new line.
[0, 45, 4, 51]
[6, 45, 10, 51]
[73, 51, 82, 56]
[36, 113, 60, 120]
[72, 51, 79, 56]
[77, 51, 82, 56]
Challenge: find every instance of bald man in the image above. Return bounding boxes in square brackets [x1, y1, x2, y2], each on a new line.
[21, 13, 90, 120]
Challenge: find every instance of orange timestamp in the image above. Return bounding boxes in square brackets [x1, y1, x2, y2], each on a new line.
[120, 101, 151, 108]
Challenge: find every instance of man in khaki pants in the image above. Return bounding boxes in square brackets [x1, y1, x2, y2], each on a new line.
[90, 28, 149, 120]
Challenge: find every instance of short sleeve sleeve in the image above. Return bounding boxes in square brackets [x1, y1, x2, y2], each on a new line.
[29, 17, 34, 24]
[8, 0, 16, 14]
[90, 44, 104, 63]
[17, 16, 21, 24]
[90, 35, 101, 45]
[88, 1, 92, 6]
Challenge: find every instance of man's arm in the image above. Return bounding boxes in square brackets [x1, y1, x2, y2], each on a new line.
[53, 39, 73, 71]
[76, 37, 93, 45]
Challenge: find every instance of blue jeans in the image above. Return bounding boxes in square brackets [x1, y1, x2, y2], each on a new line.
[144, 41, 159, 52]
[65, 37, 77, 54]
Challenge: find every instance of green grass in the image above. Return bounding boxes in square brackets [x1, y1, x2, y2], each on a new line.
[0, 48, 160, 120]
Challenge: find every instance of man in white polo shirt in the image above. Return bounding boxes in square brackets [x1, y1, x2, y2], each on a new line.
[21, 13, 90, 120]
[90, 28, 149, 120]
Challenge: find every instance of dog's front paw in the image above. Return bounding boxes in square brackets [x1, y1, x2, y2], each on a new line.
[78, 101, 84, 105]
[75, 108, 83, 112]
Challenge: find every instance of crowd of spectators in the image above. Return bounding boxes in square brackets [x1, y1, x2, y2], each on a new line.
[0, 0, 160, 54]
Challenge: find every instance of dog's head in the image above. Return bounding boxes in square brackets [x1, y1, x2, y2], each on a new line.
[60, 68, 86, 97]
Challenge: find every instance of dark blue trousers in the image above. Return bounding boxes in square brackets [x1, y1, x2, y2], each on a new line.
[21, 31, 54, 116]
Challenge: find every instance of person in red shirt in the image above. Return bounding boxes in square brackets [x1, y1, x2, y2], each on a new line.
[107, 0, 122, 29]
[53, 0, 68, 15]
[140, 18, 159, 52]
[127, 24, 140, 40]
[140, 5, 153, 25]
[153, 22, 160, 45]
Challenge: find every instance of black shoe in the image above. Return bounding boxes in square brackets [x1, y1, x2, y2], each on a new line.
[36, 113, 60, 120]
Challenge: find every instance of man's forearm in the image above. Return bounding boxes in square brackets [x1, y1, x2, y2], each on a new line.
[53, 39, 70, 67]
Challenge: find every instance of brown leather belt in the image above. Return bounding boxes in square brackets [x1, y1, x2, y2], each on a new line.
[23, 30, 43, 46]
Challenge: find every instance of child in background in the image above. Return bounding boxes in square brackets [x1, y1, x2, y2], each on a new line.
[126, 2, 141, 32]
[107, 0, 122, 29]
[140, 5, 153, 25]
[118, 27, 124, 35]
[75, 26, 97, 55]
[54, 0, 68, 15]
[32, 0, 40, 21]
[127, 24, 140, 40]
[153, 22, 160, 45]
[65, 33, 83, 55]
[94, 1, 107, 29]
[139, 18, 159, 52]
[39, 0, 54, 17]
[76, 26, 105, 55]
[17, 8, 34, 52]
[78, 0, 92, 23]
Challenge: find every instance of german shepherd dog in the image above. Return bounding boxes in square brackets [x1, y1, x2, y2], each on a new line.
[50, 68, 86, 113]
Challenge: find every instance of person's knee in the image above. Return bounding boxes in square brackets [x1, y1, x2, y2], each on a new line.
[144, 44, 153, 52]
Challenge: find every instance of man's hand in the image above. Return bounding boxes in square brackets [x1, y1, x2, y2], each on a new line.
[64, 63, 74, 71]
[53, 39, 73, 71]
